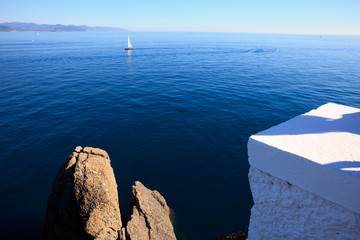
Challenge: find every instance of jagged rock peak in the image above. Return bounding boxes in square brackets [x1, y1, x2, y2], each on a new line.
[80, 146, 109, 159]
[127, 181, 176, 240]
[42, 146, 124, 240]
[42, 147, 176, 240]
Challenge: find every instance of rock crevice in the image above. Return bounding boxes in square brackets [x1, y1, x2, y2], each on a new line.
[42, 146, 176, 240]
[126, 181, 176, 240]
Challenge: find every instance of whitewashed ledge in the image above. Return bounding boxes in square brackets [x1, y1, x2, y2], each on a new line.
[247, 103, 360, 240]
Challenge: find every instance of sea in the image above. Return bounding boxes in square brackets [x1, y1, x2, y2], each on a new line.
[0, 32, 359, 240]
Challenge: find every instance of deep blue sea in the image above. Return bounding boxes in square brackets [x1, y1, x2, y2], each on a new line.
[0, 32, 359, 240]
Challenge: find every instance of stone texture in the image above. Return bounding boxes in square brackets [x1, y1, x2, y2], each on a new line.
[73, 147, 123, 240]
[247, 166, 360, 240]
[126, 181, 176, 240]
[42, 146, 124, 240]
[42, 147, 90, 240]
[43, 147, 177, 240]
[126, 205, 149, 240]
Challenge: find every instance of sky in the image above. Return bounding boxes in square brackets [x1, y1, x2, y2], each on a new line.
[1, 0, 360, 35]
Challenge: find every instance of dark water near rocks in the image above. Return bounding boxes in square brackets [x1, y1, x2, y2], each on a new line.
[0, 32, 359, 240]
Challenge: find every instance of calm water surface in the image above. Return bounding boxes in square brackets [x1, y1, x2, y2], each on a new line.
[0, 32, 359, 239]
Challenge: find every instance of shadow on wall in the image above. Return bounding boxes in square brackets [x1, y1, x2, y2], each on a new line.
[324, 161, 360, 178]
[256, 112, 360, 136]
[254, 108, 360, 177]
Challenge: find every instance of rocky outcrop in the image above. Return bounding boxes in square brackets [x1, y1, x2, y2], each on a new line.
[42, 146, 124, 240]
[73, 147, 124, 240]
[42, 147, 89, 240]
[42, 146, 176, 240]
[127, 181, 176, 240]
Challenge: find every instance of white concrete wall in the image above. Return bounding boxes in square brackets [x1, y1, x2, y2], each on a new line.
[247, 167, 360, 240]
[247, 103, 360, 240]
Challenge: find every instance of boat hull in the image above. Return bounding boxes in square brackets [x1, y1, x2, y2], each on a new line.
[125, 48, 134, 50]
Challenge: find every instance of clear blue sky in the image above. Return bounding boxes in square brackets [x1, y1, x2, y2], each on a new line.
[1, 0, 359, 35]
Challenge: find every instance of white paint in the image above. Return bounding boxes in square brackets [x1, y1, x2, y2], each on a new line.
[247, 167, 360, 240]
[248, 102, 360, 213]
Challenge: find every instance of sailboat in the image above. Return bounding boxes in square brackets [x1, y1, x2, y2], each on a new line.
[125, 36, 134, 50]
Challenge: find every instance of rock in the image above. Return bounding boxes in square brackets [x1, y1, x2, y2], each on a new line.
[42, 147, 90, 240]
[43, 147, 176, 240]
[212, 228, 248, 240]
[126, 205, 149, 240]
[42, 146, 124, 240]
[126, 181, 176, 240]
[73, 147, 123, 240]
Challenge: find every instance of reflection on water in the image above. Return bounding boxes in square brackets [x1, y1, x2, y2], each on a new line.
[126, 49, 133, 74]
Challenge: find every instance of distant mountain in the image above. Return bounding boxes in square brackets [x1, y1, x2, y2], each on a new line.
[0, 22, 127, 32]
[0, 25, 12, 32]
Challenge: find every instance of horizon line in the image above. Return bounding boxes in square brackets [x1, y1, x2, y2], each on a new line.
[1, 21, 359, 36]
[128, 30, 360, 36]
[3, 30, 359, 36]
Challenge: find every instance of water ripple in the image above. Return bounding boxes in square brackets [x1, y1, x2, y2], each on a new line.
[0, 32, 360, 240]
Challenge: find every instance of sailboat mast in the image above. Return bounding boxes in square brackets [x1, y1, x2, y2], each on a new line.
[128, 36, 132, 48]
[125, 35, 133, 50]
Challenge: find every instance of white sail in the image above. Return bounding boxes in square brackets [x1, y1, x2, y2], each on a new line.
[128, 36, 132, 48]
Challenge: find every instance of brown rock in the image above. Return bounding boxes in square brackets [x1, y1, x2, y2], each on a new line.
[42, 146, 123, 240]
[126, 181, 176, 240]
[73, 147, 123, 240]
[42, 147, 90, 240]
[43, 147, 176, 240]
[126, 205, 149, 240]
